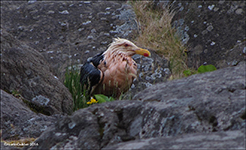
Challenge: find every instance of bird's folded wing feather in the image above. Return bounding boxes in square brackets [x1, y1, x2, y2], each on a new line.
[80, 52, 104, 94]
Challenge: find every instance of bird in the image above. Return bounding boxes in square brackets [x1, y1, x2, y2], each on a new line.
[80, 38, 151, 99]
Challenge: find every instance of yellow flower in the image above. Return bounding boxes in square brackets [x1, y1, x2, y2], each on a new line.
[87, 97, 98, 105]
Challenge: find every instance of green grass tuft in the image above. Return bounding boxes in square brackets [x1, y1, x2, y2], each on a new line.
[64, 68, 88, 111]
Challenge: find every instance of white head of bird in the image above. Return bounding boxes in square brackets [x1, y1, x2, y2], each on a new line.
[104, 38, 151, 57]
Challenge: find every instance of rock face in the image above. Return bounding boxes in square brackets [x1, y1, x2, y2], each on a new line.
[1, 90, 63, 140]
[172, 1, 246, 69]
[103, 129, 245, 150]
[1, 1, 171, 97]
[154, 1, 246, 69]
[25, 62, 245, 150]
[1, 29, 73, 115]
[133, 61, 245, 135]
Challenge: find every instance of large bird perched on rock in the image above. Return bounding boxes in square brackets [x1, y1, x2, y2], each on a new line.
[80, 38, 151, 99]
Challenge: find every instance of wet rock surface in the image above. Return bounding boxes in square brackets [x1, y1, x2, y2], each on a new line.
[25, 62, 245, 149]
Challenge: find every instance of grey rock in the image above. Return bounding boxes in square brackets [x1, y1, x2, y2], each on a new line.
[25, 63, 245, 149]
[169, 1, 246, 69]
[0, 90, 63, 140]
[133, 61, 245, 136]
[103, 129, 245, 150]
[151, 1, 245, 69]
[1, 29, 73, 115]
[123, 50, 170, 99]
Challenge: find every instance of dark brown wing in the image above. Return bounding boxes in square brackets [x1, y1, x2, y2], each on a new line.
[80, 52, 104, 97]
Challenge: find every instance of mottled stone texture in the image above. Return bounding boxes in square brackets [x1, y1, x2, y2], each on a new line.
[24, 62, 245, 150]
[168, 1, 245, 69]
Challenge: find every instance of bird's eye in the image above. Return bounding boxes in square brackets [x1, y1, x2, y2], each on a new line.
[124, 44, 129, 47]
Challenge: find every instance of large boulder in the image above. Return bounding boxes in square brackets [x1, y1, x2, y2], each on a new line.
[25, 62, 245, 150]
[133, 61, 245, 136]
[1, 29, 73, 115]
[0, 90, 63, 141]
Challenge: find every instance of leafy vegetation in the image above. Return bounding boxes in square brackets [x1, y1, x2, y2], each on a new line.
[183, 64, 217, 77]
[197, 65, 217, 73]
[94, 94, 115, 103]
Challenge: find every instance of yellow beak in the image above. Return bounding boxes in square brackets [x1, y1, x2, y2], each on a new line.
[135, 48, 151, 57]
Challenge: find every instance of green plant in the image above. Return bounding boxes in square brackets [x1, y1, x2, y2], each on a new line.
[64, 68, 87, 111]
[183, 64, 217, 77]
[94, 94, 115, 103]
[64, 67, 116, 110]
[11, 90, 21, 98]
[197, 65, 217, 73]
[183, 69, 192, 77]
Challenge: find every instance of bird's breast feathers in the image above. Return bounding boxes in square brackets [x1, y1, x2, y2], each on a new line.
[95, 53, 137, 96]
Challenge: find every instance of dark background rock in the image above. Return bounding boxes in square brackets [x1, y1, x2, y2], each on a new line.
[1, 29, 73, 115]
[154, 1, 246, 69]
[25, 62, 245, 149]
[1, 90, 63, 140]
